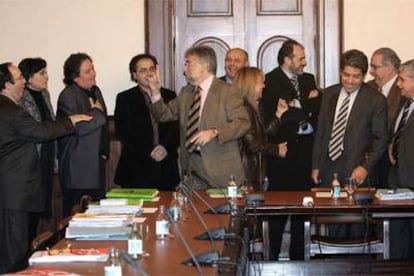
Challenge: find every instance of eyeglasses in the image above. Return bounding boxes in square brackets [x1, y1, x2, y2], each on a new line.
[370, 64, 386, 70]
[137, 67, 156, 74]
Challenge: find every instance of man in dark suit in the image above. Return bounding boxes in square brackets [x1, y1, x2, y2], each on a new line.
[218, 47, 249, 83]
[367, 48, 404, 187]
[114, 54, 179, 190]
[0, 62, 93, 273]
[57, 53, 109, 218]
[312, 49, 388, 187]
[261, 39, 321, 260]
[388, 59, 414, 260]
[149, 45, 250, 188]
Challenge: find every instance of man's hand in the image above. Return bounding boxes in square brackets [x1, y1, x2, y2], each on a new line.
[69, 114, 93, 125]
[278, 142, 288, 158]
[89, 98, 103, 111]
[150, 144, 168, 162]
[190, 128, 218, 147]
[275, 98, 289, 118]
[350, 166, 368, 184]
[311, 169, 320, 185]
[147, 65, 162, 97]
[308, 89, 319, 99]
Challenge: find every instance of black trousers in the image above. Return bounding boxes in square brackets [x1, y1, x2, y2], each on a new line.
[0, 209, 30, 273]
[390, 218, 414, 260]
[268, 215, 305, 260]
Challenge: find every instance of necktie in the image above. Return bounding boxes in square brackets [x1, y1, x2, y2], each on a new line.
[391, 98, 413, 161]
[185, 86, 201, 152]
[290, 75, 300, 99]
[328, 93, 351, 161]
[143, 92, 159, 145]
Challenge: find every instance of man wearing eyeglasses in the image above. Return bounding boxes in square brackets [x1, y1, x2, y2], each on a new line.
[367, 48, 404, 187]
[114, 54, 180, 191]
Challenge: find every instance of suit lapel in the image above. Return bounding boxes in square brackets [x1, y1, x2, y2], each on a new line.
[327, 88, 340, 131]
[346, 87, 366, 130]
[200, 79, 218, 127]
[183, 85, 196, 127]
[273, 68, 297, 101]
[388, 80, 402, 124]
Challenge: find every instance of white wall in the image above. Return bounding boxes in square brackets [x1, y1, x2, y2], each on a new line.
[0, 0, 144, 114]
[1, 0, 413, 114]
[343, 0, 413, 80]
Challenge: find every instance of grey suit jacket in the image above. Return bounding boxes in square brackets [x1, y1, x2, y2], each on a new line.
[312, 83, 388, 185]
[389, 98, 414, 188]
[151, 77, 250, 187]
[57, 84, 108, 190]
[367, 79, 403, 134]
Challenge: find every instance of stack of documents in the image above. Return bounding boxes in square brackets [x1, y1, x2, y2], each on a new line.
[29, 248, 108, 264]
[66, 213, 131, 239]
[376, 188, 414, 200]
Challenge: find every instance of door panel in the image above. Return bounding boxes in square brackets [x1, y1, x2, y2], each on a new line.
[146, 0, 341, 91]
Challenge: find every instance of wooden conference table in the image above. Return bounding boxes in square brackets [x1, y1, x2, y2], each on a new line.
[29, 191, 245, 276]
[244, 190, 414, 273]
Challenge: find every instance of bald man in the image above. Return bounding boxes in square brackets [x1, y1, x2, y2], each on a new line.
[219, 47, 249, 83]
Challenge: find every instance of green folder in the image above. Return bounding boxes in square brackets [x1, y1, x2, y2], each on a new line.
[106, 188, 159, 200]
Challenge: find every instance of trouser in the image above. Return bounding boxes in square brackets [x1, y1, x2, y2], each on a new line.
[268, 215, 305, 260]
[0, 209, 30, 273]
[390, 218, 414, 260]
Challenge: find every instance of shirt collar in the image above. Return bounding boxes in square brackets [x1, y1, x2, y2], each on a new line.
[381, 75, 398, 97]
[199, 75, 214, 93]
[281, 67, 296, 80]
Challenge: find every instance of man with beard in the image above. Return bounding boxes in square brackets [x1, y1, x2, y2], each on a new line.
[261, 39, 321, 260]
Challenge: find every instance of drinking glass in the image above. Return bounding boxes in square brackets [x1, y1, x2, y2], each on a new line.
[345, 177, 357, 200]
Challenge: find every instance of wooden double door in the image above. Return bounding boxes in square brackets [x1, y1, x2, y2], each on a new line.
[146, 0, 341, 91]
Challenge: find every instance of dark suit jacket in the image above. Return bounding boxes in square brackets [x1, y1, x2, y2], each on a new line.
[150, 77, 250, 187]
[0, 94, 74, 212]
[261, 67, 321, 190]
[312, 83, 388, 186]
[57, 84, 108, 190]
[261, 67, 321, 128]
[114, 86, 180, 190]
[389, 97, 414, 188]
[367, 78, 403, 133]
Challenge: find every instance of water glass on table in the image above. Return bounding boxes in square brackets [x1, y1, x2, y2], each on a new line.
[345, 177, 357, 200]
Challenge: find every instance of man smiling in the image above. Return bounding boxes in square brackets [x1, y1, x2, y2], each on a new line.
[312, 49, 387, 187]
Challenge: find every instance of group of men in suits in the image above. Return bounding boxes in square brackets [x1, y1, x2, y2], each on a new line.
[132, 41, 414, 260]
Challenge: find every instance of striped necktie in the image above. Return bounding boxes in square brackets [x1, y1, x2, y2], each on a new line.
[328, 93, 351, 161]
[290, 75, 300, 99]
[185, 86, 201, 152]
[391, 98, 413, 161]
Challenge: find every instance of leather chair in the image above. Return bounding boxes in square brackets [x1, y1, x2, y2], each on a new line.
[303, 187, 388, 261]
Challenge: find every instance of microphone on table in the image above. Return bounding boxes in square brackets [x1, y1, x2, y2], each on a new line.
[164, 210, 204, 275]
[181, 173, 236, 241]
[182, 171, 248, 271]
[178, 177, 225, 266]
[201, 173, 242, 215]
[119, 250, 149, 276]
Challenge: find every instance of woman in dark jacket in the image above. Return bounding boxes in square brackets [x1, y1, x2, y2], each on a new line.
[18, 57, 56, 240]
[234, 67, 288, 190]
